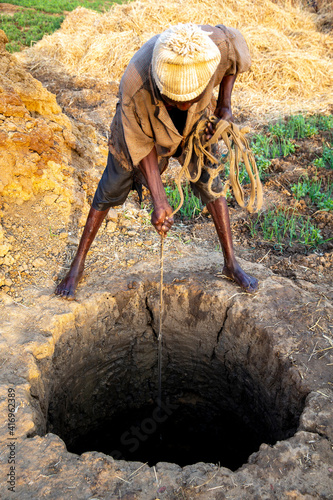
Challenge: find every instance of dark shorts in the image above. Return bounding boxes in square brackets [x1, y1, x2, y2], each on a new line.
[92, 153, 134, 211]
[92, 150, 224, 211]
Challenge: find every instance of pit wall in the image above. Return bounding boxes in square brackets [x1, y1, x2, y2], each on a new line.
[0, 264, 332, 499]
[43, 281, 306, 450]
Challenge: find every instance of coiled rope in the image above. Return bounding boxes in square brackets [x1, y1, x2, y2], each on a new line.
[172, 115, 263, 215]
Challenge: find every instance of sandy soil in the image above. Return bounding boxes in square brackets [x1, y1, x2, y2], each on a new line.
[1, 116, 332, 306]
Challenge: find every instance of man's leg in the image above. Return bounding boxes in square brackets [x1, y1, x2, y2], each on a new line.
[55, 152, 133, 299]
[206, 196, 259, 293]
[55, 207, 109, 299]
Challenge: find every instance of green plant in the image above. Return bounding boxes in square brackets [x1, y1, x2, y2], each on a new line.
[314, 144, 333, 170]
[251, 133, 295, 161]
[165, 181, 203, 219]
[306, 114, 333, 132]
[269, 115, 318, 140]
[280, 139, 296, 156]
[291, 176, 333, 211]
[248, 207, 330, 250]
[251, 134, 270, 157]
[0, 10, 64, 52]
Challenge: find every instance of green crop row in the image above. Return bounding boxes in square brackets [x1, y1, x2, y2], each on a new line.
[248, 207, 331, 250]
[291, 176, 333, 211]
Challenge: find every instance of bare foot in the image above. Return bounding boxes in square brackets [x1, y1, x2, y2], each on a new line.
[222, 263, 259, 293]
[55, 261, 84, 300]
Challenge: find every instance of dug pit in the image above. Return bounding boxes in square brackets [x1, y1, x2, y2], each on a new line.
[0, 257, 332, 498]
[46, 280, 305, 471]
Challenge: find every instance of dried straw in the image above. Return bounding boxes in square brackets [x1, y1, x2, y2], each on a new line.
[18, 0, 333, 121]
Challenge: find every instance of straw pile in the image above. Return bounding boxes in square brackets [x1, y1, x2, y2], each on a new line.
[19, 0, 333, 121]
[315, 0, 333, 33]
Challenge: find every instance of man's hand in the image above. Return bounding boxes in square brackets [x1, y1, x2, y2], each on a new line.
[139, 147, 174, 236]
[211, 72, 237, 134]
[205, 107, 234, 142]
[214, 106, 234, 123]
[151, 203, 174, 236]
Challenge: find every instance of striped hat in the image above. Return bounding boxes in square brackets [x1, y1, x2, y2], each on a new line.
[152, 24, 221, 102]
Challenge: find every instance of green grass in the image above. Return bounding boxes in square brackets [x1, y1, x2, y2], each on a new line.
[291, 176, 333, 211]
[0, 10, 64, 52]
[0, 0, 121, 52]
[165, 181, 203, 219]
[248, 207, 330, 250]
[2, 0, 117, 14]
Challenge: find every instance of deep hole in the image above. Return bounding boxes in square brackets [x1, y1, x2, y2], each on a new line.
[42, 287, 306, 471]
[66, 401, 266, 470]
[47, 364, 302, 471]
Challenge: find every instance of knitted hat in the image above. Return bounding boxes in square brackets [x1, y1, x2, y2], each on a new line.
[152, 24, 221, 102]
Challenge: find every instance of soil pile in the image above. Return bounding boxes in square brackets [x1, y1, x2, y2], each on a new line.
[0, 29, 110, 292]
[0, 29, 107, 210]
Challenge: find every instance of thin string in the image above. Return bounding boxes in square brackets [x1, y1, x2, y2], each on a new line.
[157, 234, 164, 409]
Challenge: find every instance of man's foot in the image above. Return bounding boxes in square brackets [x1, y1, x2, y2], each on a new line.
[55, 262, 84, 300]
[222, 263, 259, 294]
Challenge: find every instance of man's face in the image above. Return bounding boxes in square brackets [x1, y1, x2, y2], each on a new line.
[161, 91, 204, 111]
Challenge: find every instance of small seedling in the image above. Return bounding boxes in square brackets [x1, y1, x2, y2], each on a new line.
[314, 143, 333, 170]
[291, 176, 333, 211]
[248, 207, 330, 250]
[165, 181, 203, 219]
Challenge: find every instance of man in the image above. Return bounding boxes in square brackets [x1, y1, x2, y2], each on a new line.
[55, 23, 259, 299]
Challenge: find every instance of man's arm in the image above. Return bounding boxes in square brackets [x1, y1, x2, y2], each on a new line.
[214, 72, 238, 122]
[205, 72, 237, 140]
[138, 146, 174, 236]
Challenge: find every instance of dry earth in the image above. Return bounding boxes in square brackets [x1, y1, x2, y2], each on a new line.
[0, 24, 332, 500]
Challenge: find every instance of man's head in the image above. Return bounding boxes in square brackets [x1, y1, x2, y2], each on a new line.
[152, 24, 221, 104]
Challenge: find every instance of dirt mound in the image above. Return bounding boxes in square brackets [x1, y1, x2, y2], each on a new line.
[0, 29, 110, 290]
[0, 30, 106, 208]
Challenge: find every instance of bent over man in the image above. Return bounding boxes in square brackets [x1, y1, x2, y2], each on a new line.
[56, 23, 259, 299]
